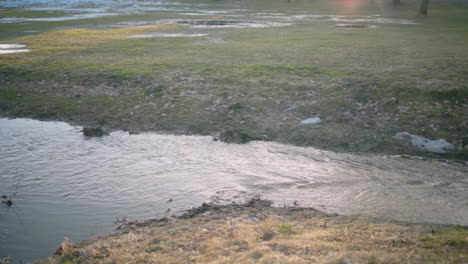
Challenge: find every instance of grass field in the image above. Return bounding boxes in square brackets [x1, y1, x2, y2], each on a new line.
[0, 0, 467, 159]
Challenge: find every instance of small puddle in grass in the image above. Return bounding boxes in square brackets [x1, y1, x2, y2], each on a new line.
[335, 24, 379, 28]
[0, 44, 30, 54]
[131, 33, 208, 38]
[329, 16, 419, 25]
[0, 44, 26, 49]
[0, 13, 119, 23]
[177, 20, 291, 28]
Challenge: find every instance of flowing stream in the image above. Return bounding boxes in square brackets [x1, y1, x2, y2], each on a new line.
[1, 0, 466, 262]
[0, 118, 467, 262]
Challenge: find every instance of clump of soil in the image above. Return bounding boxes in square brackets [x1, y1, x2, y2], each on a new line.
[82, 127, 106, 137]
[218, 129, 259, 144]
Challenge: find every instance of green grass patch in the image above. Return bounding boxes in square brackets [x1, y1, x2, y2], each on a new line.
[245, 64, 345, 78]
[419, 226, 468, 249]
[277, 223, 294, 234]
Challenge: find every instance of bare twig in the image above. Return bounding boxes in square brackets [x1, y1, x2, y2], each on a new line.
[0, 175, 24, 224]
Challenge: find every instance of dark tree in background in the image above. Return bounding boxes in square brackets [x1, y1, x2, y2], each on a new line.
[419, 0, 430, 15]
[391, 0, 430, 16]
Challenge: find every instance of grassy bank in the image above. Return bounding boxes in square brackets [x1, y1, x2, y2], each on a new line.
[40, 199, 468, 264]
[0, 0, 467, 159]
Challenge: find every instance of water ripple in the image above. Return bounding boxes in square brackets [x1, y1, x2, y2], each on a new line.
[0, 118, 467, 262]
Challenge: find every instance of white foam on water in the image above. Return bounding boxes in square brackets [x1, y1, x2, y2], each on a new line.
[131, 33, 208, 38]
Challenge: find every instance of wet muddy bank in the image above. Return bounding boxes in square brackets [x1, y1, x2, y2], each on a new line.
[40, 199, 468, 264]
[0, 95, 465, 161]
[0, 75, 466, 161]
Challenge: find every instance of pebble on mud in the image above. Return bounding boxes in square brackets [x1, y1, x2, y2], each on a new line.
[300, 117, 322, 125]
[285, 105, 298, 112]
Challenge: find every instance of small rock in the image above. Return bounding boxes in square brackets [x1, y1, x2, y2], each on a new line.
[300, 117, 322, 125]
[285, 105, 298, 112]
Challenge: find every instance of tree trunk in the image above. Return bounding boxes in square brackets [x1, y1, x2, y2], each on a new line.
[419, 0, 430, 15]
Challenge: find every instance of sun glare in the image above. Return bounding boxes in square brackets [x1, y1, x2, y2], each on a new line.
[329, 0, 368, 14]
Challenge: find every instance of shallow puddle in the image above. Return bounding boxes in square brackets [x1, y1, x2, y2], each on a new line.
[250, 13, 417, 26]
[0, 44, 26, 49]
[178, 19, 291, 28]
[0, 13, 119, 23]
[0, 0, 243, 14]
[329, 16, 418, 25]
[335, 24, 379, 28]
[0, 49, 30, 54]
[0, 44, 30, 54]
[193, 37, 228, 45]
[131, 33, 208, 38]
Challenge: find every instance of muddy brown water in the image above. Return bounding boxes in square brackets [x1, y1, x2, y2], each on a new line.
[0, 118, 467, 262]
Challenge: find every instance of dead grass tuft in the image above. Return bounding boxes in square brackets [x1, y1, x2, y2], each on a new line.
[41, 202, 468, 264]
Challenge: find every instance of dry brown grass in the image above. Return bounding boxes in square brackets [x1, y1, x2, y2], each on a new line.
[40, 201, 468, 264]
